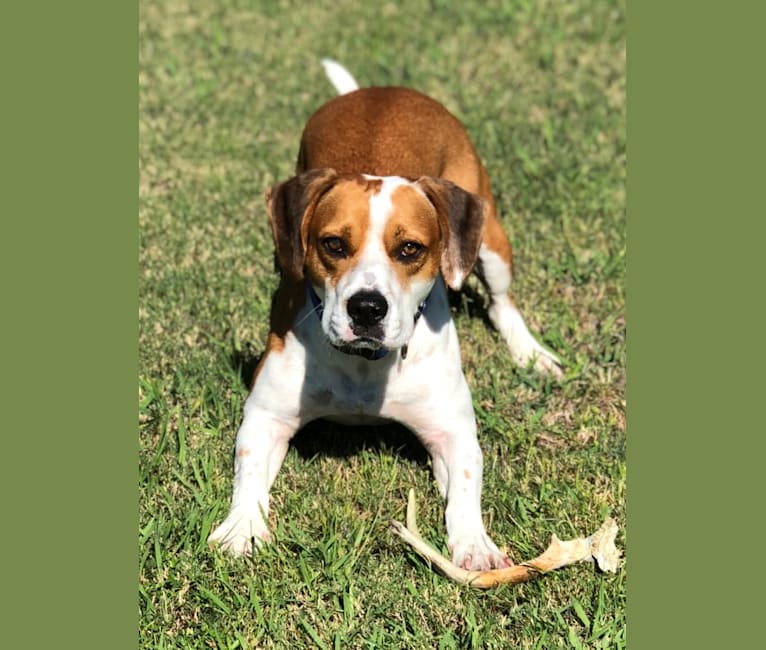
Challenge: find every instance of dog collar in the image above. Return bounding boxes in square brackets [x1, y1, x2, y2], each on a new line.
[306, 279, 428, 361]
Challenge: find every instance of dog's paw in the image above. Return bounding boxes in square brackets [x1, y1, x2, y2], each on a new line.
[448, 530, 513, 571]
[489, 302, 564, 379]
[520, 344, 563, 379]
[207, 509, 270, 557]
[504, 329, 563, 379]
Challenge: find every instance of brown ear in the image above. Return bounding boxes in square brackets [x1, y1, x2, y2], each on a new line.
[416, 177, 486, 290]
[265, 168, 338, 280]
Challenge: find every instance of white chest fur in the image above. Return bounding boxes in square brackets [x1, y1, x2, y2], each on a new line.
[251, 277, 465, 426]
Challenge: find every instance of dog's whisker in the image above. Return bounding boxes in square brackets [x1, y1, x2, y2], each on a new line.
[293, 301, 323, 328]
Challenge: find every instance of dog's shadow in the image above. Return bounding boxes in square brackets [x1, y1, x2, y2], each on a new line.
[228, 347, 429, 466]
[291, 420, 428, 464]
[447, 283, 493, 327]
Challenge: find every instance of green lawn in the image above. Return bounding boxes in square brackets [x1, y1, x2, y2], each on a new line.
[139, 0, 626, 647]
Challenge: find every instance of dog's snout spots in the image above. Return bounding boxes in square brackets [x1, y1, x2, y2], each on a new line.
[347, 290, 388, 328]
[363, 271, 376, 285]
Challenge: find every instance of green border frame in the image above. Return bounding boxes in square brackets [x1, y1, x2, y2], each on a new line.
[629, 2, 763, 646]
[2, 2, 136, 647]
[5, 0, 765, 646]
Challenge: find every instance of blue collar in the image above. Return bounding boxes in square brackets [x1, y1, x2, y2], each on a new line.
[306, 279, 428, 361]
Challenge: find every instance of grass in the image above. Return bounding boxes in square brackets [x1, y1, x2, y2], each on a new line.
[139, 0, 626, 647]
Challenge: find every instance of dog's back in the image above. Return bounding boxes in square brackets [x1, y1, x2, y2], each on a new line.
[298, 86, 486, 199]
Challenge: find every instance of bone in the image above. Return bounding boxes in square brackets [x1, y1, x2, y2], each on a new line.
[390, 489, 621, 588]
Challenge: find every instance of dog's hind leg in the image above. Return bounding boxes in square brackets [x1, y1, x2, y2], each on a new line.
[475, 199, 563, 377]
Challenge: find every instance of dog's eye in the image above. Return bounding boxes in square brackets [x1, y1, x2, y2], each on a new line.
[398, 241, 424, 261]
[322, 236, 347, 258]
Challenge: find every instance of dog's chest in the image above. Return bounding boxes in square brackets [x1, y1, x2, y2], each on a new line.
[266, 280, 462, 425]
[303, 357, 414, 422]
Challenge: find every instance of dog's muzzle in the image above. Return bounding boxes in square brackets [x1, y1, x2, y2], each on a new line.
[306, 280, 429, 361]
[347, 290, 388, 338]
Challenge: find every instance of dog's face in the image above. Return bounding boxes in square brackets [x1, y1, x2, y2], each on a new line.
[304, 175, 442, 350]
[267, 169, 486, 352]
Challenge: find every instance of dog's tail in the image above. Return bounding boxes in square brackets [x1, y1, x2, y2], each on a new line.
[321, 58, 360, 95]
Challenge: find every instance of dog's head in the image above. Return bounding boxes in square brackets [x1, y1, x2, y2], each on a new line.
[266, 169, 486, 352]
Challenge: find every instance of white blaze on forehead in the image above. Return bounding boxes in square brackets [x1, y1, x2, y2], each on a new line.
[364, 175, 409, 239]
[353, 175, 411, 280]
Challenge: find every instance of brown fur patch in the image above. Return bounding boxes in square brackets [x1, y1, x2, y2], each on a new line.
[269, 276, 306, 346]
[482, 210, 513, 267]
[303, 178, 376, 288]
[249, 275, 306, 390]
[384, 185, 443, 289]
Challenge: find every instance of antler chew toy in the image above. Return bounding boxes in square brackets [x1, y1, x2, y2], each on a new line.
[390, 489, 621, 588]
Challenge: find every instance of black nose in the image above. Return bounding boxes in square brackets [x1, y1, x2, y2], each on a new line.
[347, 290, 388, 328]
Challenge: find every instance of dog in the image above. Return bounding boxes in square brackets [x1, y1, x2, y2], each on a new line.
[207, 60, 561, 570]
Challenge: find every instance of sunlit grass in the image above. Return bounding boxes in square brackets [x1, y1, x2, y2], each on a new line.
[139, 1, 625, 647]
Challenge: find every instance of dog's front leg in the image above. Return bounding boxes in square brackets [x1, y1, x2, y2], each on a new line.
[208, 402, 298, 557]
[395, 383, 513, 571]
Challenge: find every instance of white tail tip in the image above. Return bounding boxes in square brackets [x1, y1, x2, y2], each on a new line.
[321, 58, 360, 95]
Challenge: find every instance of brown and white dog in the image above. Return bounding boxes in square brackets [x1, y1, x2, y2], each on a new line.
[208, 60, 561, 570]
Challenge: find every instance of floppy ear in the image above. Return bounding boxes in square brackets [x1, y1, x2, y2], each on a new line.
[416, 177, 487, 290]
[265, 168, 338, 280]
